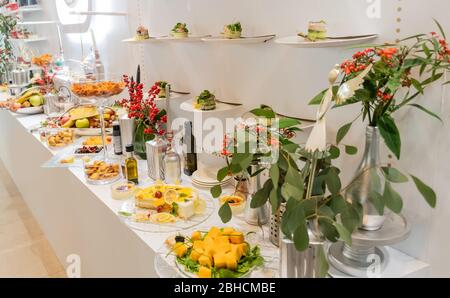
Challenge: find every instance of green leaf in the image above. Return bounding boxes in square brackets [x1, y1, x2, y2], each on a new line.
[250, 108, 276, 119]
[319, 219, 339, 242]
[317, 246, 329, 278]
[219, 202, 232, 223]
[282, 201, 305, 237]
[408, 104, 442, 122]
[434, 18, 446, 39]
[211, 185, 222, 198]
[293, 223, 309, 251]
[330, 195, 347, 215]
[369, 192, 385, 216]
[230, 153, 254, 173]
[326, 167, 342, 195]
[269, 164, 280, 188]
[251, 181, 273, 208]
[309, 89, 327, 105]
[411, 175, 437, 208]
[383, 182, 403, 214]
[337, 123, 352, 145]
[269, 188, 281, 213]
[381, 167, 409, 183]
[411, 78, 424, 94]
[281, 183, 304, 201]
[217, 167, 230, 182]
[278, 118, 301, 129]
[334, 222, 352, 246]
[345, 145, 358, 155]
[378, 116, 401, 160]
[341, 205, 361, 233]
[329, 145, 340, 160]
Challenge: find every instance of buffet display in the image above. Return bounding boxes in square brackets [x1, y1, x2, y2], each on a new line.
[1, 3, 449, 280]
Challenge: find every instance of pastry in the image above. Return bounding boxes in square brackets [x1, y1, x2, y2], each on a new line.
[223, 22, 242, 39]
[171, 23, 189, 38]
[194, 90, 216, 111]
[135, 25, 150, 40]
[307, 21, 327, 41]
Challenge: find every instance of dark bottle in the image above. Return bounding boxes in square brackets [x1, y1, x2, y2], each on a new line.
[183, 121, 197, 176]
[112, 122, 123, 155]
[125, 144, 139, 184]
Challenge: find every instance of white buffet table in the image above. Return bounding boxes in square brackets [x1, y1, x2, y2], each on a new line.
[0, 92, 431, 277]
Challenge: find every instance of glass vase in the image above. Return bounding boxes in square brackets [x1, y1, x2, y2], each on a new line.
[133, 122, 154, 160]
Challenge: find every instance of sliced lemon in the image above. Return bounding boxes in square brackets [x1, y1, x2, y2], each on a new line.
[151, 213, 176, 224]
[194, 198, 206, 215]
[164, 189, 179, 205]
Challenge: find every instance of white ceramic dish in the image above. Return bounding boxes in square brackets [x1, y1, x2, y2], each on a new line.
[201, 34, 276, 44]
[15, 106, 44, 115]
[274, 34, 378, 48]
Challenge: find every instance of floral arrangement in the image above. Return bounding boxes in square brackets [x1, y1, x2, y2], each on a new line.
[311, 20, 450, 160]
[0, 14, 17, 81]
[120, 75, 167, 158]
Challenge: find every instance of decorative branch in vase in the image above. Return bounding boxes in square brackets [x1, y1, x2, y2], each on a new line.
[119, 75, 167, 159]
[309, 21, 447, 230]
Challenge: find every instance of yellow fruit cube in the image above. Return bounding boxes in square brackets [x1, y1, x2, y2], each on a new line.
[208, 227, 222, 239]
[193, 240, 204, 251]
[213, 253, 227, 269]
[191, 231, 202, 241]
[222, 227, 235, 235]
[174, 243, 188, 258]
[225, 252, 237, 270]
[229, 232, 245, 244]
[215, 236, 230, 245]
[231, 244, 245, 260]
[215, 242, 231, 254]
[198, 255, 212, 268]
[190, 249, 204, 262]
[198, 266, 211, 278]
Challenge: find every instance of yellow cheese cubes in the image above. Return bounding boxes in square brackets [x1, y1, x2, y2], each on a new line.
[198, 255, 212, 268]
[198, 266, 212, 278]
[191, 231, 202, 241]
[174, 243, 188, 258]
[229, 231, 245, 244]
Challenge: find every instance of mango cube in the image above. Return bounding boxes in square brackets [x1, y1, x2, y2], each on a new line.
[174, 243, 188, 258]
[190, 249, 204, 262]
[191, 231, 202, 241]
[198, 255, 212, 268]
[229, 232, 245, 244]
[225, 252, 237, 270]
[198, 266, 212, 278]
[208, 227, 222, 239]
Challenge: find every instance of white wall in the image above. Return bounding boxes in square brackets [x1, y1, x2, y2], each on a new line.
[34, 0, 450, 277]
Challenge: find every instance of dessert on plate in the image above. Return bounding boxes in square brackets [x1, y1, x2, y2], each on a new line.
[171, 23, 189, 38]
[135, 25, 150, 40]
[167, 227, 264, 278]
[151, 81, 169, 98]
[194, 90, 216, 111]
[223, 22, 242, 39]
[306, 21, 327, 41]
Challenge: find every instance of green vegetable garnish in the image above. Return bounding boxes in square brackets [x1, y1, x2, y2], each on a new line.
[226, 22, 242, 33]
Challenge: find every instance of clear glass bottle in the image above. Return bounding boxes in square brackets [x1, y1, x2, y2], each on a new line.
[125, 144, 139, 184]
[164, 132, 181, 184]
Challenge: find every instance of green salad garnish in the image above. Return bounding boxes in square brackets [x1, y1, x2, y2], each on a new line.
[226, 22, 242, 33]
[172, 23, 189, 33]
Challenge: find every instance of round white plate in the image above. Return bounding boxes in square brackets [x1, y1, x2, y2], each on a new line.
[201, 35, 276, 44]
[274, 34, 378, 48]
[159, 35, 211, 42]
[192, 171, 232, 185]
[119, 195, 216, 233]
[15, 106, 44, 115]
[73, 128, 113, 136]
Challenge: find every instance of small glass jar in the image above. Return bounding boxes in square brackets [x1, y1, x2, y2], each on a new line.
[110, 181, 137, 200]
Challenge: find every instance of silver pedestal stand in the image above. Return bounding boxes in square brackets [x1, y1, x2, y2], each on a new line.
[328, 213, 410, 278]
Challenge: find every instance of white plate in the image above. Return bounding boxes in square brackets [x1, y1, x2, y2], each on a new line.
[192, 171, 232, 185]
[180, 100, 243, 114]
[15, 106, 44, 115]
[159, 35, 211, 42]
[201, 35, 276, 44]
[274, 34, 378, 48]
[122, 37, 164, 44]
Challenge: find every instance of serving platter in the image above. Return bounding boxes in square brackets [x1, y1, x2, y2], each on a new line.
[159, 35, 211, 43]
[274, 34, 378, 48]
[201, 34, 276, 44]
[15, 106, 44, 115]
[122, 37, 165, 44]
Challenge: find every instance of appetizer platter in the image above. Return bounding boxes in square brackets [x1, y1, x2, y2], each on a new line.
[275, 21, 377, 48]
[155, 227, 279, 278]
[160, 23, 210, 42]
[84, 159, 122, 185]
[119, 183, 215, 233]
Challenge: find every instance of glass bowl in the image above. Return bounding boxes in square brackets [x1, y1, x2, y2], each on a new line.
[84, 158, 122, 185]
[46, 128, 75, 150]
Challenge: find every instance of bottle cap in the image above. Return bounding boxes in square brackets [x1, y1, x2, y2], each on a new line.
[126, 144, 134, 153]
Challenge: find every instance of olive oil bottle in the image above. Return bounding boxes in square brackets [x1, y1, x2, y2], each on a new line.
[125, 144, 139, 184]
[183, 121, 197, 176]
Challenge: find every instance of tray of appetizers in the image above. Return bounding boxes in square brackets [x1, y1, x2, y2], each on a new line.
[118, 183, 215, 233]
[155, 226, 279, 278]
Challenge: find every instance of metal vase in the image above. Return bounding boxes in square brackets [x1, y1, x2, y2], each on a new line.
[119, 115, 136, 154]
[146, 136, 168, 181]
[244, 165, 270, 226]
[270, 202, 287, 247]
[346, 126, 387, 231]
[279, 222, 326, 278]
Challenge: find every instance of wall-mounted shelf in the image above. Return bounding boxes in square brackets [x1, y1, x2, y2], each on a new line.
[159, 35, 211, 43]
[202, 34, 276, 44]
[17, 21, 60, 26]
[9, 37, 48, 43]
[122, 37, 164, 44]
[69, 11, 128, 16]
[274, 34, 378, 48]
